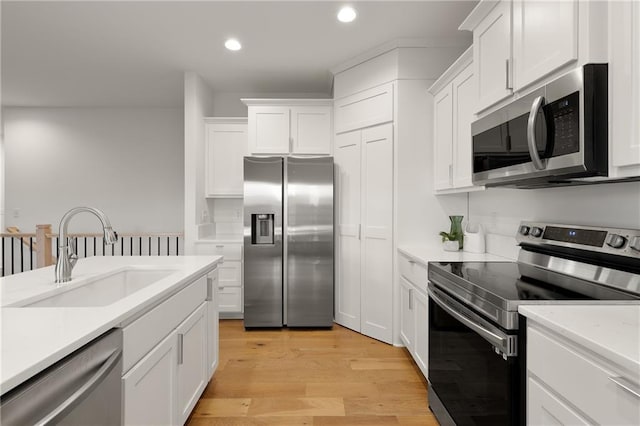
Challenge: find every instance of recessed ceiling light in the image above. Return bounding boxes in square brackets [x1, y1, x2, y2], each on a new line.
[225, 38, 242, 51]
[337, 6, 357, 23]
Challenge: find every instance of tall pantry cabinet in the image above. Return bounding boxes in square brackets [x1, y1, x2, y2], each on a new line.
[332, 45, 466, 345]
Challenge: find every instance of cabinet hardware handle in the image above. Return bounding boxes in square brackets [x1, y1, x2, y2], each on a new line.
[609, 376, 640, 398]
[505, 59, 512, 90]
[449, 164, 453, 184]
[206, 277, 214, 301]
[358, 224, 361, 240]
[215, 245, 224, 248]
[177, 334, 184, 365]
[408, 259, 416, 265]
[409, 288, 413, 310]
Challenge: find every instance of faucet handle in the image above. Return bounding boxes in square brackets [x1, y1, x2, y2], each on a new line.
[67, 239, 78, 267]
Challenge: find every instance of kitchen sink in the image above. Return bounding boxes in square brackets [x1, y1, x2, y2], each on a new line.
[23, 268, 176, 307]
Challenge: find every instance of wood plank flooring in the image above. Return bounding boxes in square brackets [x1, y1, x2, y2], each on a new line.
[187, 320, 439, 425]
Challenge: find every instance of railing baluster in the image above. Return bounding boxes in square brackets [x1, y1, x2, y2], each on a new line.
[2, 237, 5, 277]
[30, 237, 34, 270]
[11, 237, 15, 275]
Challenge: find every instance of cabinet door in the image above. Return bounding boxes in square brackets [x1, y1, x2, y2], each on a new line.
[248, 106, 290, 154]
[205, 122, 247, 196]
[433, 85, 453, 190]
[219, 260, 242, 287]
[528, 377, 590, 425]
[123, 332, 177, 426]
[218, 286, 243, 313]
[361, 123, 393, 344]
[513, 0, 578, 91]
[399, 277, 414, 351]
[291, 106, 332, 154]
[413, 288, 428, 378]
[474, 0, 513, 112]
[334, 130, 362, 332]
[206, 270, 219, 379]
[176, 302, 208, 425]
[609, 0, 640, 177]
[452, 63, 476, 188]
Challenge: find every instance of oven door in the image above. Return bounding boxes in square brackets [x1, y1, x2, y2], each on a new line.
[427, 284, 521, 426]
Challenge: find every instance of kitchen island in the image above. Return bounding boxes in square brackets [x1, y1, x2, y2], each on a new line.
[1, 255, 221, 424]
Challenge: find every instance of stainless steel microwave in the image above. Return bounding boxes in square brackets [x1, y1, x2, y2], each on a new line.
[471, 64, 608, 188]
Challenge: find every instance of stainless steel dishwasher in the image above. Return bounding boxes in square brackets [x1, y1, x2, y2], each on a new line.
[1, 329, 123, 425]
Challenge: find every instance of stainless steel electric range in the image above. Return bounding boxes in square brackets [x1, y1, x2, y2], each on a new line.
[427, 221, 640, 426]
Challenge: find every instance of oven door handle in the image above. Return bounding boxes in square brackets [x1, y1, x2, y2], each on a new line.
[527, 95, 547, 171]
[428, 286, 517, 357]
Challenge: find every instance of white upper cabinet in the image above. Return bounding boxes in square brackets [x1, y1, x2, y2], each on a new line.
[512, 0, 578, 91]
[243, 99, 333, 155]
[248, 106, 290, 154]
[609, 0, 640, 178]
[472, 0, 513, 112]
[433, 85, 453, 191]
[461, 0, 605, 115]
[429, 48, 481, 193]
[334, 83, 394, 134]
[205, 118, 247, 197]
[290, 106, 332, 154]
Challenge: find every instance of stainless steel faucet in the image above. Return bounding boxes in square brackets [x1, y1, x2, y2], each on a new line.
[55, 207, 118, 283]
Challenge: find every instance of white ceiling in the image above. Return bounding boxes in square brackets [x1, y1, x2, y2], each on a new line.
[2, 1, 476, 108]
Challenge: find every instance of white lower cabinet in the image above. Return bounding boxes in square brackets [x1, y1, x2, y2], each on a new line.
[122, 273, 215, 425]
[123, 332, 177, 426]
[528, 377, 591, 425]
[206, 270, 219, 378]
[177, 303, 208, 425]
[527, 323, 640, 425]
[398, 253, 428, 378]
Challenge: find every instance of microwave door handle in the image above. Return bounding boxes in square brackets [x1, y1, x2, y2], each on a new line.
[527, 95, 547, 170]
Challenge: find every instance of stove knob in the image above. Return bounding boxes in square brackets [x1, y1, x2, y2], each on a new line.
[605, 233, 627, 249]
[629, 236, 640, 252]
[530, 227, 543, 238]
[519, 225, 531, 236]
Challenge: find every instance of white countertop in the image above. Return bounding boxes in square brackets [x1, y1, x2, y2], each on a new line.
[398, 244, 511, 265]
[0, 255, 221, 394]
[519, 305, 640, 375]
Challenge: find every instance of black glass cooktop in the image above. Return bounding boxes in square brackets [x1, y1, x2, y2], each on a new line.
[430, 261, 638, 303]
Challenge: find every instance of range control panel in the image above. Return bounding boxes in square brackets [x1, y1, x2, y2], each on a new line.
[517, 221, 640, 258]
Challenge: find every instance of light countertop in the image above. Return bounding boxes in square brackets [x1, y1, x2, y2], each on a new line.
[519, 305, 640, 375]
[0, 255, 221, 394]
[398, 244, 511, 265]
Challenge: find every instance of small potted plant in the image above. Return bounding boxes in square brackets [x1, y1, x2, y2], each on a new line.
[439, 215, 464, 251]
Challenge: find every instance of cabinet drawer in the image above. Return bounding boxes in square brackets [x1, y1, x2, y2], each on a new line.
[528, 326, 640, 425]
[219, 261, 242, 287]
[123, 276, 207, 372]
[398, 254, 427, 289]
[194, 242, 242, 261]
[334, 83, 393, 134]
[218, 287, 242, 313]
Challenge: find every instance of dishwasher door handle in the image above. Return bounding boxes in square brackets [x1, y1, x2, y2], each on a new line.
[35, 348, 122, 426]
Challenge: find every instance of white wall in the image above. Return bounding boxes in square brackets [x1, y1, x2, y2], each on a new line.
[183, 72, 215, 253]
[466, 181, 640, 256]
[3, 107, 183, 233]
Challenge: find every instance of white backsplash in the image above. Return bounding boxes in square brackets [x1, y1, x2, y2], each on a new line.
[202, 198, 243, 240]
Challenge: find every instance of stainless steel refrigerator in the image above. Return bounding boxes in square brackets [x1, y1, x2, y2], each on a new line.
[243, 156, 334, 328]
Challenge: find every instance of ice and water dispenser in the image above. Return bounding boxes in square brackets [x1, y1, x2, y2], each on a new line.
[251, 214, 274, 245]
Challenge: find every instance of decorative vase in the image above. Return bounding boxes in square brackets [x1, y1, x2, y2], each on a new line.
[449, 215, 464, 250]
[443, 240, 460, 252]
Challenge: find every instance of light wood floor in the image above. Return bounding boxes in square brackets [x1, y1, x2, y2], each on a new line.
[187, 320, 439, 425]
